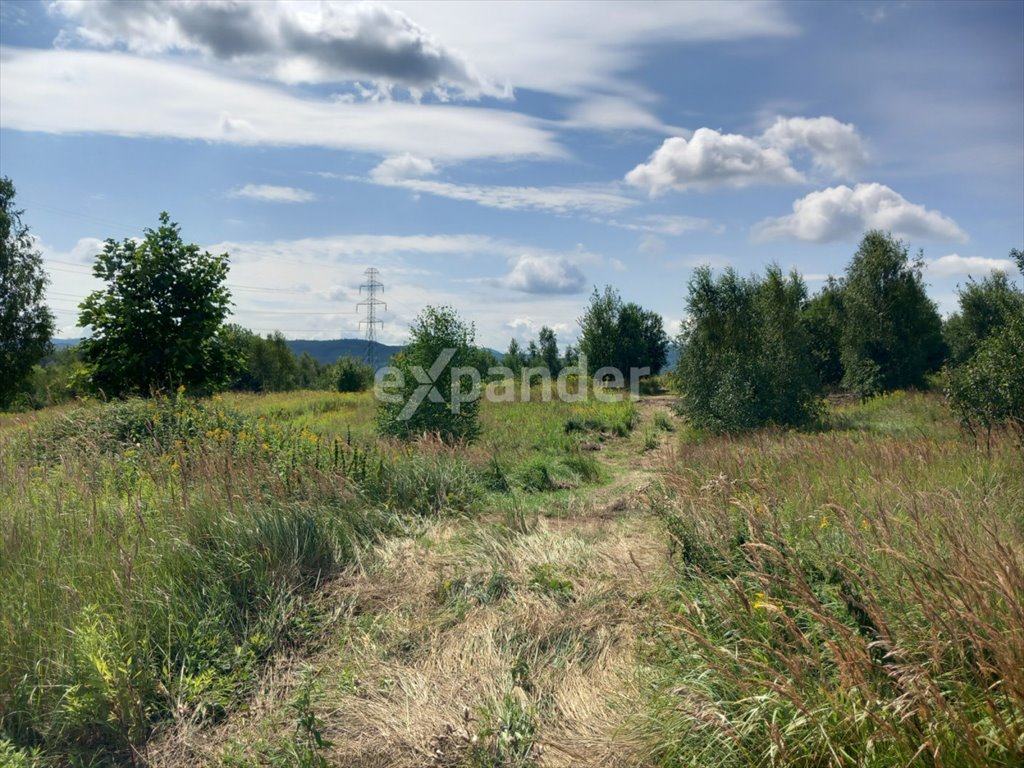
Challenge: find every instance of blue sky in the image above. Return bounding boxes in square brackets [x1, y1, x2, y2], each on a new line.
[1, 0, 1021, 348]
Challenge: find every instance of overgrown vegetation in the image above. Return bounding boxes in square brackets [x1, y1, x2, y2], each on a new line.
[676, 264, 822, 432]
[639, 392, 1024, 767]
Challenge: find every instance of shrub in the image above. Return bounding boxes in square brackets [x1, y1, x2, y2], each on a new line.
[376, 306, 482, 444]
[335, 356, 374, 393]
[945, 312, 1024, 447]
[676, 265, 822, 432]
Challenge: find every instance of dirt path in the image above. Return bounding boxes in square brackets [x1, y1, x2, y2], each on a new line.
[150, 396, 677, 767]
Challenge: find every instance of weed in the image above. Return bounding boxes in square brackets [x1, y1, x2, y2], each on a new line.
[275, 667, 333, 768]
[653, 412, 674, 432]
[527, 564, 575, 602]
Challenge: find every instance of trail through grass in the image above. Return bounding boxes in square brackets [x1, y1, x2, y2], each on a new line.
[3, 391, 1021, 766]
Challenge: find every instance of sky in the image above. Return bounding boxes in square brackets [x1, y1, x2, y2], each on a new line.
[1, 0, 1022, 348]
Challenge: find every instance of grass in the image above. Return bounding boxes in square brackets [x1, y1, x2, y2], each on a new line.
[0, 390, 634, 765]
[4, 388, 1019, 766]
[637, 392, 1024, 766]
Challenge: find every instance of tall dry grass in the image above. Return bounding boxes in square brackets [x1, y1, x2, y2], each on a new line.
[638, 394, 1024, 766]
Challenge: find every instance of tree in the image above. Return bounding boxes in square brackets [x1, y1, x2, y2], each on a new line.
[943, 265, 1024, 365]
[335, 356, 374, 392]
[801, 277, 845, 389]
[616, 302, 669, 375]
[79, 213, 236, 397]
[376, 305, 481, 443]
[945, 311, 1024, 447]
[578, 285, 668, 377]
[504, 338, 526, 374]
[538, 326, 560, 374]
[839, 231, 945, 397]
[676, 265, 821, 432]
[578, 286, 622, 375]
[1, 177, 55, 409]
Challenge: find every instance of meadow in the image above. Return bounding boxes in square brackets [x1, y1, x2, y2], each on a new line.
[1, 389, 1021, 767]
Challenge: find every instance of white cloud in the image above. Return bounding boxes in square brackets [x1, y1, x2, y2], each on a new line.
[760, 116, 867, 177]
[753, 183, 968, 243]
[229, 184, 316, 203]
[927, 254, 1018, 277]
[626, 128, 804, 194]
[638, 235, 666, 254]
[625, 116, 868, 194]
[49, 0, 505, 99]
[606, 214, 722, 235]
[388, 1, 796, 99]
[0, 47, 561, 162]
[500, 255, 588, 294]
[562, 94, 683, 134]
[369, 154, 437, 183]
[367, 175, 637, 215]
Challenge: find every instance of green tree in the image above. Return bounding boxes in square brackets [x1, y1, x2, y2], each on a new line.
[1, 177, 55, 409]
[79, 213, 236, 397]
[943, 266, 1024, 365]
[226, 327, 299, 392]
[839, 231, 945, 397]
[801, 277, 845, 389]
[945, 311, 1024, 447]
[578, 286, 622, 375]
[376, 305, 481, 443]
[616, 302, 669, 375]
[676, 265, 821, 432]
[578, 286, 667, 377]
[504, 338, 526, 374]
[537, 326, 560, 374]
[335, 355, 374, 392]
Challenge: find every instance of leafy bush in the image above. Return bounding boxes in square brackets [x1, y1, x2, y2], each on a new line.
[376, 305, 482, 443]
[676, 265, 822, 432]
[335, 355, 374, 393]
[945, 312, 1024, 446]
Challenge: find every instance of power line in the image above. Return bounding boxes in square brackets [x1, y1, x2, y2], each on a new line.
[357, 267, 386, 368]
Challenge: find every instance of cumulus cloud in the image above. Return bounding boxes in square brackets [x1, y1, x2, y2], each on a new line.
[0, 47, 560, 161]
[625, 116, 868, 194]
[760, 116, 867, 177]
[927, 254, 1018, 277]
[625, 128, 803, 194]
[500, 255, 588, 294]
[49, 0, 505, 99]
[229, 184, 315, 203]
[753, 183, 968, 243]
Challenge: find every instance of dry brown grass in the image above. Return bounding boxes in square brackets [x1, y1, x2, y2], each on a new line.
[150, 509, 667, 767]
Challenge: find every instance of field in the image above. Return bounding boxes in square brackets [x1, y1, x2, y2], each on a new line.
[1, 390, 1021, 767]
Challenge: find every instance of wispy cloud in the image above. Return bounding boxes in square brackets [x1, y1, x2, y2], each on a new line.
[0, 47, 561, 162]
[229, 184, 316, 203]
[366, 156, 637, 214]
[927, 254, 1018, 278]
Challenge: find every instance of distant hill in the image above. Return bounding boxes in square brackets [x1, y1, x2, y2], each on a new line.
[52, 336, 504, 368]
[286, 339, 405, 366]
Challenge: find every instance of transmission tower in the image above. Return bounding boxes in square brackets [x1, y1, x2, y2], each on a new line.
[357, 267, 386, 369]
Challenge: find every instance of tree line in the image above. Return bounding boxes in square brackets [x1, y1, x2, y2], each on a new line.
[2, 176, 1021, 443]
[675, 230, 1023, 436]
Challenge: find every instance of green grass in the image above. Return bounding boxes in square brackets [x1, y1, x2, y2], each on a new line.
[637, 392, 1024, 766]
[0, 390, 636, 764]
